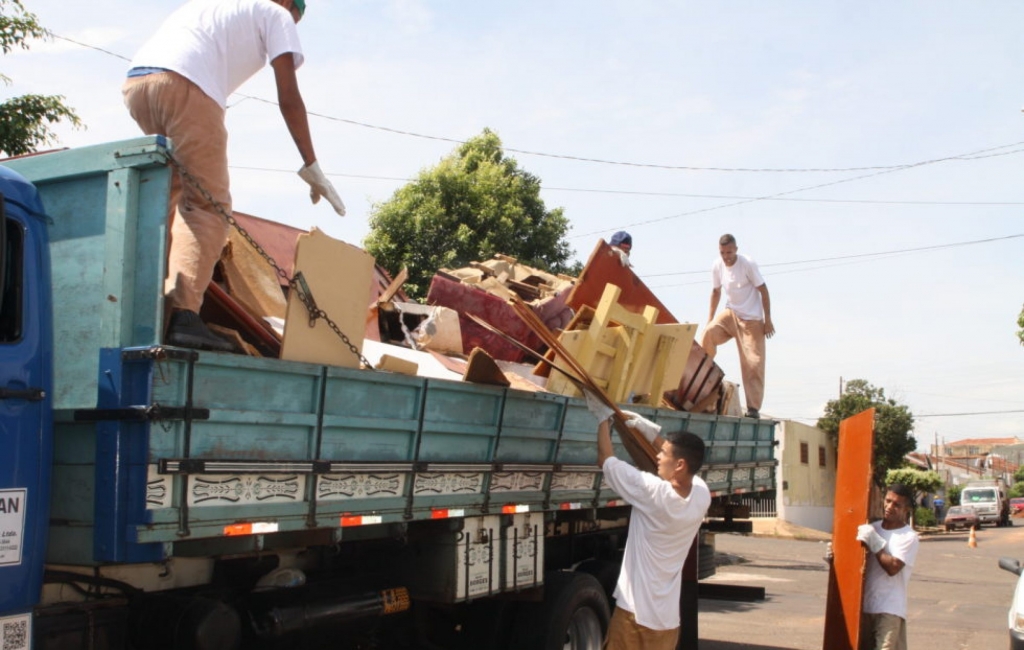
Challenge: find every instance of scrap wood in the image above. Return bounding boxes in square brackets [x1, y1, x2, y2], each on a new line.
[465, 312, 584, 390]
[463, 347, 512, 387]
[508, 294, 659, 474]
[377, 267, 409, 306]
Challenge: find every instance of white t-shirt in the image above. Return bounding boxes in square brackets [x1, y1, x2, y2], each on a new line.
[862, 521, 919, 619]
[131, 0, 304, 108]
[711, 254, 766, 321]
[602, 457, 711, 631]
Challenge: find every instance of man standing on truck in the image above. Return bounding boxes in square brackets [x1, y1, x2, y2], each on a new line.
[701, 233, 774, 419]
[123, 0, 345, 352]
[856, 483, 920, 650]
[588, 398, 711, 648]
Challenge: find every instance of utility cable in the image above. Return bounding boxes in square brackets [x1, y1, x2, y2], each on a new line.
[49, 33, 1024, 177]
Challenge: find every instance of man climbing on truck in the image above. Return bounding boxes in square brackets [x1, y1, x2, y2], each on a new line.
[701, 233, 774, 419]
[588, 396, 711, 648]
[123, 0, 346, 352]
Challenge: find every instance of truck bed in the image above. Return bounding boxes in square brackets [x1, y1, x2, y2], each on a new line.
[6, 138, 775, 568]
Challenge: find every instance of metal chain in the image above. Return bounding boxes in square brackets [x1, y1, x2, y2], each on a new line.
[161, 151, 374, 369]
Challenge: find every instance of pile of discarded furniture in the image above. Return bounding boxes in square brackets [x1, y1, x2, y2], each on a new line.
[199, 216, 739, 417]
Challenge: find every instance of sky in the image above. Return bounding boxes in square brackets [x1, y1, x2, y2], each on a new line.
[4, 1, 1024, 450]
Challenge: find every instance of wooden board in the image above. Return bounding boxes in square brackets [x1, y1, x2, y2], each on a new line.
[822, 408, 876, 650]
[280, 228, 375, 369]
[567, 240, 677, 323]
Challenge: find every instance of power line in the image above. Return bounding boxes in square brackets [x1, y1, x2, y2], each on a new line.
[571, 140, 1024, 239]
[233, 164, 1024, 208]
[50, 33, 1024, 177]
[641, 232, 1024, 279]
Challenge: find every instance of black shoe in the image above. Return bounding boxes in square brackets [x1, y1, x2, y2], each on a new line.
[166, 310, 234, 352]
[744, 408, 760, 419]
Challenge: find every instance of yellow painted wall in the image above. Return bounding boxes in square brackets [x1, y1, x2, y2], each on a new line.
[779, 420, 836, 508]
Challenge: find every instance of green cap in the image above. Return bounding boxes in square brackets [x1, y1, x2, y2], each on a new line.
[293, 0, 306, 17]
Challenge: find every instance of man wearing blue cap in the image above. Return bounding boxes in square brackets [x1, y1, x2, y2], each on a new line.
[123, 0, 343, 352]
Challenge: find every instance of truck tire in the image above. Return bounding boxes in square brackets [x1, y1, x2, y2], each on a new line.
[576, 556, 622, 604]
[508, 571, 610, 650]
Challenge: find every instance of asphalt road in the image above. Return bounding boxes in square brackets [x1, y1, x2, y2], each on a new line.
[697, 522, 1024, 650]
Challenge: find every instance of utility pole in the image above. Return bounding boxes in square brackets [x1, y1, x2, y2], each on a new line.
[839, 376, 844, 400]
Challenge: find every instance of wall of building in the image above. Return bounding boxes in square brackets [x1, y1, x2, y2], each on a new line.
[777, 420, 837, 533]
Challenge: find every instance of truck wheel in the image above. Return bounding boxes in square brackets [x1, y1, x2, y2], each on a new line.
[509, 571, 610, 650]
[576, 556, 621, 605]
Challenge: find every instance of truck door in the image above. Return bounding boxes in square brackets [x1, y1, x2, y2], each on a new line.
[0, 167, 54, 650]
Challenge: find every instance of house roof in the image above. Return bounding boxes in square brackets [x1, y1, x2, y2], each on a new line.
[944, 437, 1022, 447]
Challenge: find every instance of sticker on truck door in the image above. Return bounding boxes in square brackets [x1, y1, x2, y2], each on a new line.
[0, 489, 26, 566]
[0, 612, 31, 650]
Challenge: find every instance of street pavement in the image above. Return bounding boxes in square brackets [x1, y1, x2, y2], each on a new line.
[696, 521, 1024, 649]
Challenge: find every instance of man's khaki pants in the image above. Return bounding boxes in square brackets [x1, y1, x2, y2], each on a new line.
[859, 612, 907, 650]
[700, 308, 766, 412]
[122, 72, 231, 314]
[604, 607, 679, 650]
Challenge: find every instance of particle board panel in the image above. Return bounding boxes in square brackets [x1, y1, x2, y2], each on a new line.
[221, 228, 288, 322]
[822, 408, 876, 650]
[280, 228, 375, 369]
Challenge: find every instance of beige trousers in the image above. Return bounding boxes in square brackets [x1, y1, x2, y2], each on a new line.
[859, 612, 907, 650]
[604, 607, 679, 650]
[700, 308, 766, 411]
[122, 72, 231, 314]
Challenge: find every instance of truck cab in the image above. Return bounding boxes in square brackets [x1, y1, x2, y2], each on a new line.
[0, 165, 54, 650]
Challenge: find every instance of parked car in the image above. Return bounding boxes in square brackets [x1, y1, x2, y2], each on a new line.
[943, 505, 980, 531]
[998, 557, 1024, 649]
[1011, 497, 1024, 514]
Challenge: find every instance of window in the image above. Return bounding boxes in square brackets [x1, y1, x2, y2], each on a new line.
[799, 442, 809, 465]
[819, 446, 827, 467]
[0, 214, 23, 343]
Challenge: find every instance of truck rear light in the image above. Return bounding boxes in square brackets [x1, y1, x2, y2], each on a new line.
[223, 522, 278, 536]
[340, 514, 383, 527]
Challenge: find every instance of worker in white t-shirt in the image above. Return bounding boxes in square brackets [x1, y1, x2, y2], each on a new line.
[586, 395, 711, 649]
[857, 483, 920, 650]
[123, 0, 345, 352]
[701, 233, 775, 419]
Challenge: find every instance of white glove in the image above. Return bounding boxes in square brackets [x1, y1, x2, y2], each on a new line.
[613, 247, 632, 268]
[298, 162, 346, 216]
[856, 523, 886, 554]
[620, 410, 661, 444]
[584, 389, 614, 424]
[823, 541, 833, 564]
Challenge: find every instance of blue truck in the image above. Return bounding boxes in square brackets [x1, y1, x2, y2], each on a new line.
[0, 137, 776, 650]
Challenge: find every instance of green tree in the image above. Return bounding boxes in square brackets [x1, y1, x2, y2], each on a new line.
[364, 128, 578, 300]
[817, 379, 917, 487]
[0, 0, 82, 156]
[1010, 482, 1024, 499]
[1017, 303, 1024, 346]
[947, 483, 962, 506]
[885, 467, 942, 503]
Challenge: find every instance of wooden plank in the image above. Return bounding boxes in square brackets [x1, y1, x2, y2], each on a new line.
[823, 408, 876, 650]
[280, 228, 375, 369]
